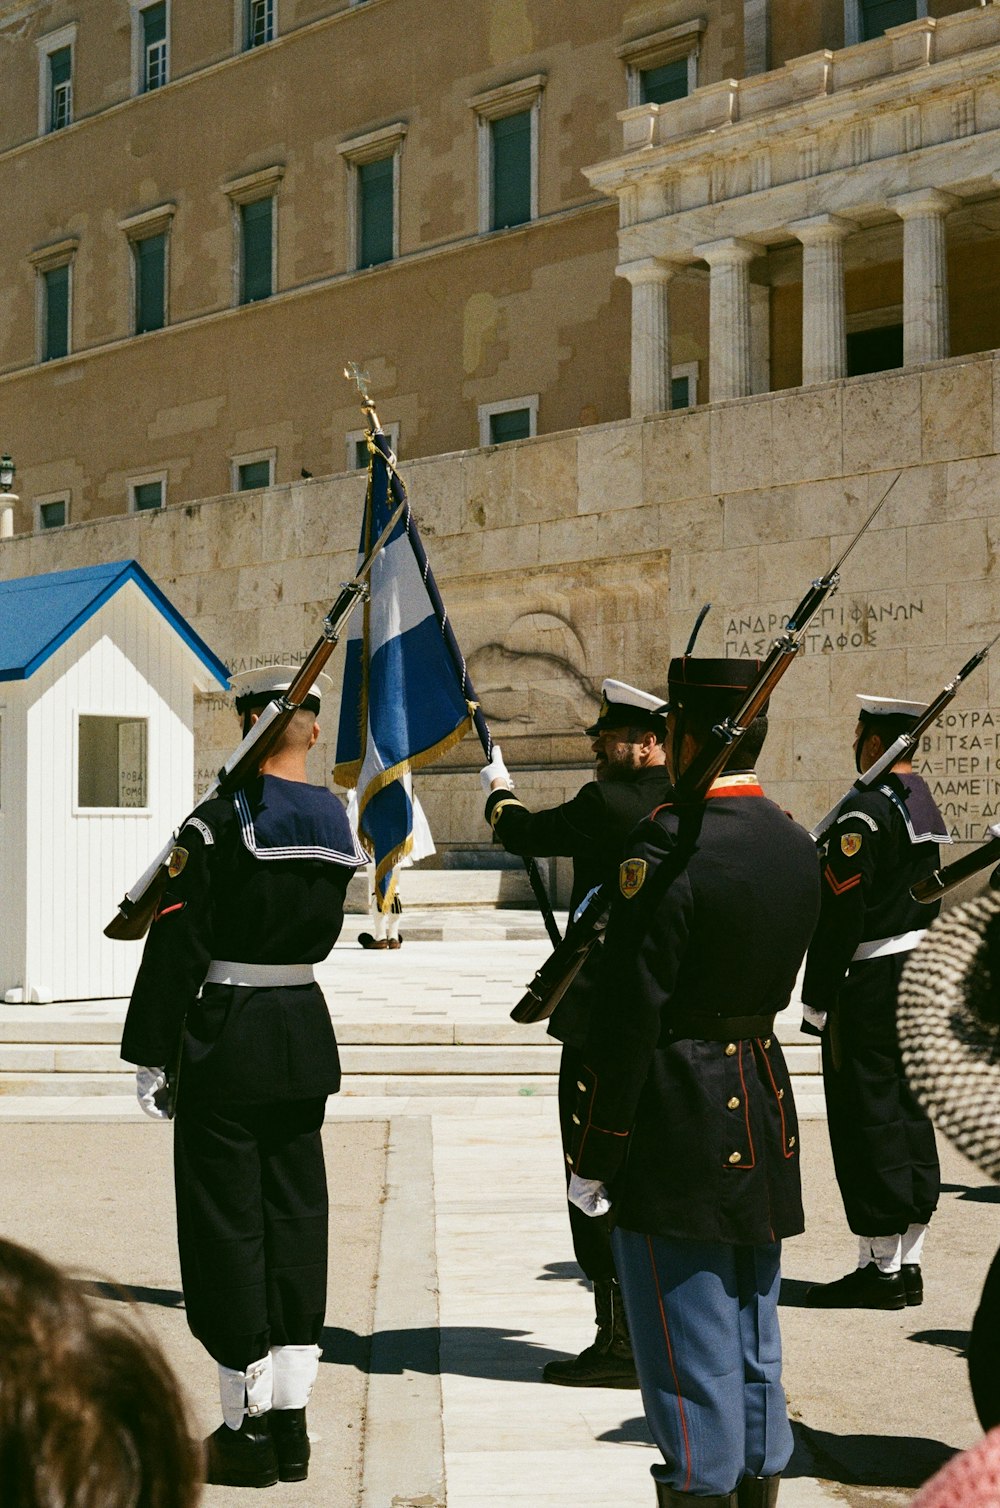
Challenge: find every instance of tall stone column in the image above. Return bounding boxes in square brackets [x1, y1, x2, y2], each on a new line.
[617, 257, 678, 417]
[789, 213, 856, 385]
[695, 237, 756, 401]
[743, 0, 770, 76]
[890, 188, 957, 366]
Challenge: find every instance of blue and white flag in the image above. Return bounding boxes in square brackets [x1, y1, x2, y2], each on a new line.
[334, 432, 474, 909]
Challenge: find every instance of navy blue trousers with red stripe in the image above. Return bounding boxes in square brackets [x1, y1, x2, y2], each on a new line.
[612, 1228, 792, 1496]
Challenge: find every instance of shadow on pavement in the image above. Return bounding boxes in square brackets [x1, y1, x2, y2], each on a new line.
[322, 1323, 578, 1380]
[596, 1415, 654, 1446]
[536, 1260, 589, 1285]
[78, 1279, 185, 1308]
[940, 1182, 1000, 1204]
[788, 1421, 957, 1487]
[778, 1276, 815, 1307]
[908, 1327, 968, 1356]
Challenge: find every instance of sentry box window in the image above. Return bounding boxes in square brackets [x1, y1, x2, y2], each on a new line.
[78, 716, 148, 809]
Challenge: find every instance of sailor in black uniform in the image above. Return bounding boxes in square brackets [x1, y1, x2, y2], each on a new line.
[120, 666, 365, 1489]
[481, 680, 673, 1387]
[567, 658, 820, 1508]
[801, 694, 948, 1310]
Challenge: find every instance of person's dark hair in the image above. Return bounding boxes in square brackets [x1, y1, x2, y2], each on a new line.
[858, 712, 918, 757]
[678, 708, 769, 769]
[622, 722, 668, 748]
[0, 1237, 202, 1508]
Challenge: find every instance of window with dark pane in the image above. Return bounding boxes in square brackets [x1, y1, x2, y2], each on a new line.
[134, 233, 166, 333]
[246, 0, 274, 47]
[43, 265, 69, 361]
[240, 197, 273, 303]
[671, 374, 692, 409]
[640, 57, 688, 105]
[490, 111, 531, 231]
[133, 480, 163, 510]
[860, 0, 917, 40]
[142, 3, 167, 91]
[354, 439, 369, 469]
[358, 156, 394, 268]
[39, 500, 66, 530]
[49, 46, 72, 130]
[237, 460, 271, 490]
[846, 325, 904, 376]
[488, 408, 531, 445]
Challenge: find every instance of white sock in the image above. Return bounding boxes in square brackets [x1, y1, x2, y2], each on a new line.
[901, 1223, 928, 1266]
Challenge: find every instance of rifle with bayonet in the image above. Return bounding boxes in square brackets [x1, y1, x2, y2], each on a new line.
[104, 386, 406, 942]
[510, 472, 902, 1023]
[809, 633, 1000, 852]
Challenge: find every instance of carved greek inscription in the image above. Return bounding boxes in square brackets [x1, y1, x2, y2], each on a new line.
[921, 710, 1000, 842]
[724, 597, 925, 658]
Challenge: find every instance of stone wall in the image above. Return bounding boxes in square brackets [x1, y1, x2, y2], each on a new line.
[4, 350, 999, 896]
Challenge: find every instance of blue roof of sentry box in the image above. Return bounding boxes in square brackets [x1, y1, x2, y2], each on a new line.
[0, 560, 231, 686]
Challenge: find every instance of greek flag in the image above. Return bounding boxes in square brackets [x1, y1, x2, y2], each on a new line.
[333, 430, 474, 909]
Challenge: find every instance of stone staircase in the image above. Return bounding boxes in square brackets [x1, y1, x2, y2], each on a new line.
[0, 910, 826, 1116]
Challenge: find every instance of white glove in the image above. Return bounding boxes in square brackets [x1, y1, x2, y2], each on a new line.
[136, 1066, 171, 1121]
[480, 746, 513, 794]
[567, 1172, 611, 1218]
[800, 1003, 828, 1038]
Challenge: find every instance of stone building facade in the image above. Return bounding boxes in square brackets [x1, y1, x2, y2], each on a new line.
[1, 0, 996, 531]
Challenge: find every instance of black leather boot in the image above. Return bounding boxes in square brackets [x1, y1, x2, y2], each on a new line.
[737, 1475, 781, 1507]
[542, 1278, 639, 1387]
[269, 1407, 310, 1481]
[902, 1263, 923, 1306]
[655, 1483, 739, 1506]
[204, 1415, 279, 1488]
[804, 1264, 906, 1310]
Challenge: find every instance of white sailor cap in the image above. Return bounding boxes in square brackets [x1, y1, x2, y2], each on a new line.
[231, 664, 333, 709]
[857, 694, 924, 719]
[586, 678, 666, 735]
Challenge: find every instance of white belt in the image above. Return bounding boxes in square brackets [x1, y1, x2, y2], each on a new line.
[851, 930, 927, 964]
[204, 961, 316, 988]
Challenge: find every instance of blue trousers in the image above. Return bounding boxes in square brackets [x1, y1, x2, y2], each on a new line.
[612, 1228, 792, 1496]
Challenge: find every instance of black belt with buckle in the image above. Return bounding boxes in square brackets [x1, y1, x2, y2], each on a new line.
[664, 1014, 776, 1043]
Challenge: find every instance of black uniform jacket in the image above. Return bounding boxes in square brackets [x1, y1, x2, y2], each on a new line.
[121, 774, 365, 1104]
[485, 766, 674, 1045]
[571, 780, 821, 1246]
[801, 772, 948, 1013]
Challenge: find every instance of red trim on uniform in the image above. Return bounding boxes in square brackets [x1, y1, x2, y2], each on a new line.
[732, 1043, 756, 1170]
[575, 1065, 630, 1167]
[646, 1235, 694, 1493]
[823, 866, 862, 896]
[705, 783, 765, 799]
[650, 802, 675, 820]
[758, 1040, 794, 1159]
[154, 902, 185, 921]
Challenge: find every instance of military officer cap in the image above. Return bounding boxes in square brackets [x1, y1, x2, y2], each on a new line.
[857, 694, 924, 721]
[586, 679, 667, 737]
[231, 664, 333, 717]
[660, 657, 768, 717]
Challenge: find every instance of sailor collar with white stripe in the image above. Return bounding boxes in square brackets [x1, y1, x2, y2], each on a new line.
[234, 777, 366, 868]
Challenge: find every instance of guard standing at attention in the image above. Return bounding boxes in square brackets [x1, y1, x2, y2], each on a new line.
[801, 695, 947, 1310]
[567, 658, 820, 1508]
[120, 666, 365, 1490]
[481, 680, 673, 1387]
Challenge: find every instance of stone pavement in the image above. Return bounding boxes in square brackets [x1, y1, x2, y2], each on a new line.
[0, 926, 995, 1506]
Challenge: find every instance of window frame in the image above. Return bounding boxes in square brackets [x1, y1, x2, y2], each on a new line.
[231, 450, 276, 492]
[37, 25, 76, 136]
[128, 472, 167, 513]
[843, 0, 926, 46]
[240, 0, 277, 50]
[618, 20, 705, 108]
[468, 75, 546, 236]
[74, 712, 151, 816]
[29, 239, 77, 364]
[34, 493, 70, 533]
[478, 395, 538, 449]
[120, 204, 175, 336]
[338, 123, 407, 272]
[132, 1, 170, 94]
[346, 422, 400, 472]
[224, 166, 284, 307]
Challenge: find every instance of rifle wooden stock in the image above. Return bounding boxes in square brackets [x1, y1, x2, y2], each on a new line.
[911, 832, 1000, 903]
[105, 408, 405, 943]
[511, 890, 609, 1023]
[509, 478, 898, 1024]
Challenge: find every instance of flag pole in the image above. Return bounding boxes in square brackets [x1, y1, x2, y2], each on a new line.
[345, 365, 563, 947]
